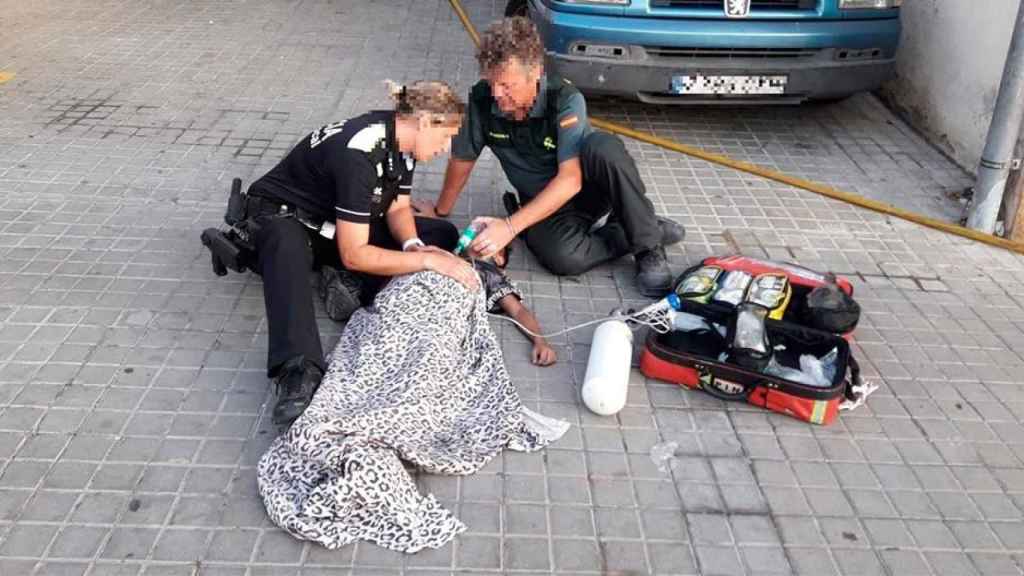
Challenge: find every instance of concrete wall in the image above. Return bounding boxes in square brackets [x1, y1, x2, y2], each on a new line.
[881, 0, 1021, 172]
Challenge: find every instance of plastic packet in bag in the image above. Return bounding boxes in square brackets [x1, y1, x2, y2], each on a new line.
[713, 271, 753, 307]
[764, 356, 818, 386]
[798, 354, 831, 388]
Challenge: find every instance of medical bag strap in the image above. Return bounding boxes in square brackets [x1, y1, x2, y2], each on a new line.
[843, 355, 862, 401]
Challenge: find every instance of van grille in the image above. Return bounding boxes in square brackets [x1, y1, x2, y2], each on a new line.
[644, 46, 821, 59]
[650, 0, 817, 10]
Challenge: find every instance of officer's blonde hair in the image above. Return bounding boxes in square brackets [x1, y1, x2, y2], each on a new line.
[384, 80, 465, 128]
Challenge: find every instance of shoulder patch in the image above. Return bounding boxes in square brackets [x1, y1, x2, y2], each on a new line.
[310, 120, 346, 148]
[347, 123, 387, 154]
[559, 115, 579, 129]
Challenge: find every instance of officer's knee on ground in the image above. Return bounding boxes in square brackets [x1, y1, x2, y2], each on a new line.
[417, 217, 460, 251]
[532, 243, 592, 277]
[581, 131, 626, 164]
[434, 221, 460, 251]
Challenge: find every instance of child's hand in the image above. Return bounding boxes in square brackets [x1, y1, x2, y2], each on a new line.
[532, 341, 557, 366]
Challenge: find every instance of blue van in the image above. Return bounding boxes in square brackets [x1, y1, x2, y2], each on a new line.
[506, 0, 902, 103]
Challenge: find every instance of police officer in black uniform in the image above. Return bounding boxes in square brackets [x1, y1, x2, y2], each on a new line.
[227, 81, 478, 427]
[415, 18, 684, 297]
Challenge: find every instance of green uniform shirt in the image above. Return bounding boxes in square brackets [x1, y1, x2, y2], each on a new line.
[452, 75, 592, 200]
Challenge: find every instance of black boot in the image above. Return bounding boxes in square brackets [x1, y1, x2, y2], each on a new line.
[272, 357, 323, 427]
[657, 217, 686, 246]
[318, 267, 363, 321]
[635, 246, 672, 297]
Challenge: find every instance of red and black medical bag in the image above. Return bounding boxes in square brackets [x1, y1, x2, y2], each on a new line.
[639, 256, 863, 425]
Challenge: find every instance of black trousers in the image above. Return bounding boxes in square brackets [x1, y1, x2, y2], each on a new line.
[251, 214, 459, 377]
[522, 131, 662, 276]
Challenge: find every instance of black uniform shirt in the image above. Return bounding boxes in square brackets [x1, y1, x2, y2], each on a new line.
[251, 110, 414, 224]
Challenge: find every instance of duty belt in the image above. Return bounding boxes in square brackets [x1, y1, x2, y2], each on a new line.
[245, 195, 336, 239]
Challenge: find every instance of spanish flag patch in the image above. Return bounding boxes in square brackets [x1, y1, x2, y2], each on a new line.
[559, 115, 579, 129]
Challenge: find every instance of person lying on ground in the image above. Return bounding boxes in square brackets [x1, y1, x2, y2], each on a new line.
[470, 255, 556, 366]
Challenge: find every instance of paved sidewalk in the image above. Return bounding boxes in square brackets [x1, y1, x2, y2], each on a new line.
[0, 1, 1022, 575]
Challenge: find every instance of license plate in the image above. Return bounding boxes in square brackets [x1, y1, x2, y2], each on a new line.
[671, 74, 788, 95]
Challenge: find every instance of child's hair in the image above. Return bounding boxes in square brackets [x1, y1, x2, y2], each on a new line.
[384, 80, 465, 127]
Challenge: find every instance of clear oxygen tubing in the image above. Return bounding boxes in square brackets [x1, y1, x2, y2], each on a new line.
[485, 293, 684, 338]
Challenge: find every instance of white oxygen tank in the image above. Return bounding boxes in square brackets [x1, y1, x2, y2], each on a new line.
[582, 319, 633, 416]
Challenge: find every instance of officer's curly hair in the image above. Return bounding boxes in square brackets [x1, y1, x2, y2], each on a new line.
[476, 17, 544, 75]
[385, 80, 465, 127]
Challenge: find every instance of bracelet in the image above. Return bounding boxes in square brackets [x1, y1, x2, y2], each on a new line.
[402, 238, 425, 251]
[505, 216, 518, 237]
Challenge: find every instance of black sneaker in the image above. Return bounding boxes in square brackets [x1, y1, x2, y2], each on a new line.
[635, 246, 672, 297]
[272, 357, 323, 427]
[318, 267, 362, 321]
[658, 217, 686, 247]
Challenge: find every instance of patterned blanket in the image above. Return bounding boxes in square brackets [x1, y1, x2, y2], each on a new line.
[257, 271, 568, 552]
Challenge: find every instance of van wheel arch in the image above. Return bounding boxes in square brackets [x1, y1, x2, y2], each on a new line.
[505, 0, 528, 17]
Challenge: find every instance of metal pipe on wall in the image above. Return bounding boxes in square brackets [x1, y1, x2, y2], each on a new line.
[967, 0, 1024, 233]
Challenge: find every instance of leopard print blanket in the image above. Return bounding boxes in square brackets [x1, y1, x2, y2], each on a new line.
[257, 271, 569, 552]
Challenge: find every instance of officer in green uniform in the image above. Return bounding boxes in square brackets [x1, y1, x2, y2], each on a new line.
[415, 17, 684, 297]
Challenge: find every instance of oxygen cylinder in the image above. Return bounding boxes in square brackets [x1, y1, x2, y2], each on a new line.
[582, 319, 633, 416]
